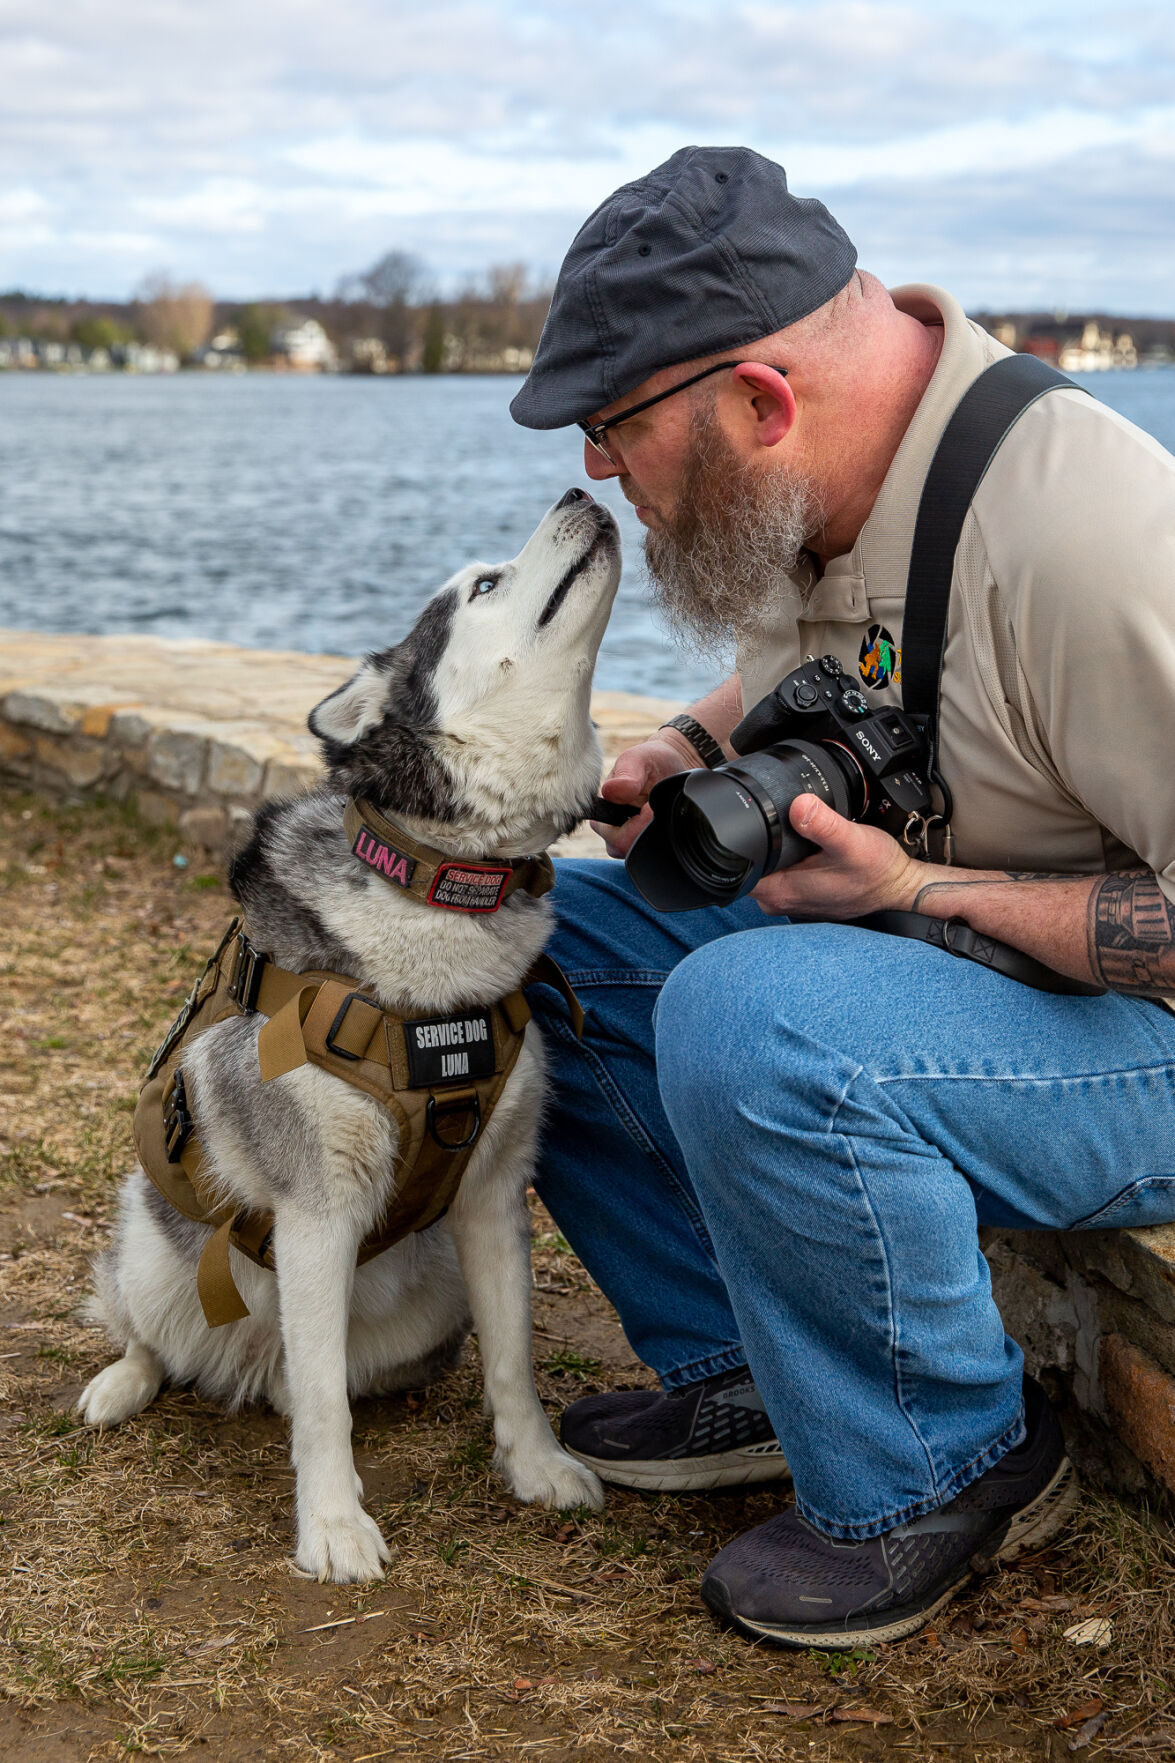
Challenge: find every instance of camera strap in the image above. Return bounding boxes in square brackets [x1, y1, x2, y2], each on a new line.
[878, 352, 1106, 997]
[850, 910, 1106, 998]
[900, 352, 1081, 857]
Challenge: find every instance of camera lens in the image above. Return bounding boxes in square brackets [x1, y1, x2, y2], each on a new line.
[625, 737, 867, 913]
[670, 791, 752, 895]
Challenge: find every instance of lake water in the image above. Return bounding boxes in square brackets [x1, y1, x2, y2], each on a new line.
[2, 367, 1173, 701]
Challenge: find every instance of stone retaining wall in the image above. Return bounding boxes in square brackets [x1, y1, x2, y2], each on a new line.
[0, 628, 681, 858]
[3, 626, 1175, 1496]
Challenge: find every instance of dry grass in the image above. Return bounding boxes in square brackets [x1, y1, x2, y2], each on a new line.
[2, 788, 1175, 1762]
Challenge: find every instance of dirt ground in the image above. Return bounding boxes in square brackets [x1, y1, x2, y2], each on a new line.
[2, 787, 1175, 1763]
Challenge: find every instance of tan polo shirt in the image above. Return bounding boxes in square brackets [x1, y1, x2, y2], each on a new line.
[739, 283, 1175, 982]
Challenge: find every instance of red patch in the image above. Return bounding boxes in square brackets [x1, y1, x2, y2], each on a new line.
[427, 862, 513, 913]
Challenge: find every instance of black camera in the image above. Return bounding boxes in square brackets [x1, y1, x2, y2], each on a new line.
[624, 655, 934, 912]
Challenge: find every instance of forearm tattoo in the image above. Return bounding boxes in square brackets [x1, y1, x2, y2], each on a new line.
[1087, 871, 1175, 996]
[912, 868, 1175, 998]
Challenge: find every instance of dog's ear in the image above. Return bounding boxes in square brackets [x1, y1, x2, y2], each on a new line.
[308, 658, 390, 747]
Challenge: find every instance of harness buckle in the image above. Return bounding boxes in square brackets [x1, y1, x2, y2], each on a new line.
[427, 1090, 482, 1151]
[227, 932, 268, 1013]
[324, 991, 382, 1062]
[163, 1068, 195, 1163]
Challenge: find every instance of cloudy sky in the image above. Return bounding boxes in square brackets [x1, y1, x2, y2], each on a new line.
[3, 0, 1173, 312]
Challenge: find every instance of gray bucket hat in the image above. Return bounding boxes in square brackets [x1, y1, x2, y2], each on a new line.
[510, 145, 857, 431]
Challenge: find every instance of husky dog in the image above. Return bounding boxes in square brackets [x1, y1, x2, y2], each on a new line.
[79, 489, 619, 1582]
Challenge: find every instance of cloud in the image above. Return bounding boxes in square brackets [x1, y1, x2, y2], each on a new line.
[1, 0, 1172, 307]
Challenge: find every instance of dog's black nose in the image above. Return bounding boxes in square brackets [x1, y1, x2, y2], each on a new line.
[557, 487, 593, 507]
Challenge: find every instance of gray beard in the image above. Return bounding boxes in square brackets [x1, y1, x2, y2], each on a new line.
[640, 409, 823, 659]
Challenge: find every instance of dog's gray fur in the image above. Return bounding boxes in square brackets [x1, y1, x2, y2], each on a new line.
[79, 492, 620, 1582]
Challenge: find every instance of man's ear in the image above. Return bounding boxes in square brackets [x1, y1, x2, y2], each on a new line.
[731, 362, 796, 449]
[308, 659, 389, 747]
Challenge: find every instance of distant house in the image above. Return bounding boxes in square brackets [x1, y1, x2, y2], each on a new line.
[272, 317, 337, 372]
[1020, 335, 1061, 362]
[1058, 322, 1137, 372]
[195, 329, 246, 371]
[114, 342, 179, 373]
[348, 336, 389, 374]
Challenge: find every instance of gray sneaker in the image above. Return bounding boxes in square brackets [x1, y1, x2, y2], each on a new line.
[701, 1375, 1078, 1648]
[560, 1365, 789, 1491]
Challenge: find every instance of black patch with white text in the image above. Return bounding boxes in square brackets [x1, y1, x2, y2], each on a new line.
[404, 1010, 496, 1087]
[427, 862, 512, 912]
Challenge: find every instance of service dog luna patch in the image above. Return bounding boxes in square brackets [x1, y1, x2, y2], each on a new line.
[404, 1010, 496, 1085]
[859, 623, 901, 690]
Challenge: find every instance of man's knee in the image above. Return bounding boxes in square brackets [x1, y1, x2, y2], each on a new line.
[654, 935, 769, 1138]
[653, 925, 878, 1150]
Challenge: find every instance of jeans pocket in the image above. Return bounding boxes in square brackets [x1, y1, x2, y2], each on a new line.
[1071, 1175, 1175, 1231]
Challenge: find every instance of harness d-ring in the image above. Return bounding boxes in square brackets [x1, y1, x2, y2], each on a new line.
[426, 1092, 482, 1151]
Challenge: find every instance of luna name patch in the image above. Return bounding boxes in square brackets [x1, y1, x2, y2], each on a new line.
[352, 826, 418, 888]
[404, 1010, 496, 1087]
[427, 862, 513, 912]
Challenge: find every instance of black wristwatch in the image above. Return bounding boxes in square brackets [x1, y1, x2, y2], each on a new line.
[660, 713, 725, 770]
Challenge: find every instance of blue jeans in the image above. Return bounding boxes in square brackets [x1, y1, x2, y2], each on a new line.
[527, 859, 1175, 1540]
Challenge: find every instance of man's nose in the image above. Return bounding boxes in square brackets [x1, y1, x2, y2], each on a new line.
[584, 439, 622, 481]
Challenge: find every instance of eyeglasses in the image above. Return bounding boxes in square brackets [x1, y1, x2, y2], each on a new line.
[579, 359, 780, 466]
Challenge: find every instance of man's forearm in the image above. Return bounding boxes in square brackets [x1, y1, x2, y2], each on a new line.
[685, 674, 744, 755]
[911, 867, 1175, 997]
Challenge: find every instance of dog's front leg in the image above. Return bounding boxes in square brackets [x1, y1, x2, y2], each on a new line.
[274, 1206, 391, 1583]
[448, 1175, 604, 1513]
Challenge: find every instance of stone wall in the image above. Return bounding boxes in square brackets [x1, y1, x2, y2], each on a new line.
[0, 628, 682, 858]
[3, 626, 1175, 1496]
[985, 1226, 1175, 1492]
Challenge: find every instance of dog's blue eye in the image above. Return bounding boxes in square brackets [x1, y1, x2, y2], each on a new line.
[472, 577, 497, 598]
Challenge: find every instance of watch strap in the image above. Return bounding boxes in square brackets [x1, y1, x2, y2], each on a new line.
[660, 713, 724, 770]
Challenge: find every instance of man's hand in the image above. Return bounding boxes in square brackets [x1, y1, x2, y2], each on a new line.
[751, 793, 929, 919]
[591, 729, 701, 859]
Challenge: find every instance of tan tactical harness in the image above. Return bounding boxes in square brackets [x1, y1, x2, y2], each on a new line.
[134, 811, 581, 1329]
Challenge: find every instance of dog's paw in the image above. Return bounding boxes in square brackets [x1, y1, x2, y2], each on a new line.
[77, 1358, 159, 1429]
[500, 1446, 605, 1513]
[296, 1507, 390, 1584]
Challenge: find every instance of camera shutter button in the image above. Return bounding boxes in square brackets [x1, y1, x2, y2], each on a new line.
[794, 682, 819, 706]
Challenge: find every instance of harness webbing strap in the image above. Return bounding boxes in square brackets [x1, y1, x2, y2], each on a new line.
[197, 1218, 249, 1328]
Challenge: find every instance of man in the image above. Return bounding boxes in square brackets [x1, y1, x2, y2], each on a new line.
[511, 146, 1175, 1649]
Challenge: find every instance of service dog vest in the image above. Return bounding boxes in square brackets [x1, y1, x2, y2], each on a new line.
[134, 917, 582, 1329]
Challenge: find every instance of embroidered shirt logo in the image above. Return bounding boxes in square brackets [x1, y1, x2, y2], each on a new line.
[352, 826, 417, 888]
[859, 623, 901, 690]
[428, 863, 512, 913]
[404, 1010, 496, 1086]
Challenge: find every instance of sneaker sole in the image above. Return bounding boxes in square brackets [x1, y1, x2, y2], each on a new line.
[703, 1455, 1080, 1649]
[565, 1440, 791, 1492]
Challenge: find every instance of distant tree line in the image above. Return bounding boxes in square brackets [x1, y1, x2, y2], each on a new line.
[5, 270, 1175, 373]
[0, 249, 555, 372]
